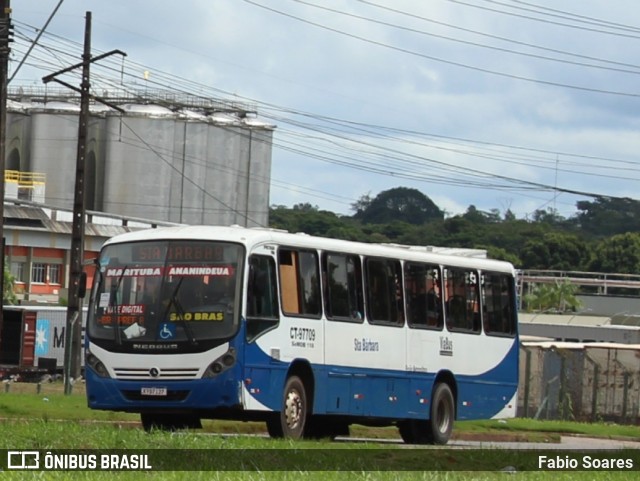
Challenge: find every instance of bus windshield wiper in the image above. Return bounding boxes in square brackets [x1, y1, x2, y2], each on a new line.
[111, 266, 127, 345]
[161, 277, 197, 345]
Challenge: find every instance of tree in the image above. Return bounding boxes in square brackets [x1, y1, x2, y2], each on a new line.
[520, 232, 589, 270]
[481, 246, 521, 266]
[3, 259, 17, 305]
[462, 206, 501, 224]
[503, 209, 516, 222]
[292, 203, 319, 212]
[350, 193, 372, 216]
[588, 232, 640, 274]
[576, 196, 640, 237]
[354, 187, 444, 225]
[267, 186, 640, 275]
[269, 204, 374, 241]
[531, 207, 565, 225]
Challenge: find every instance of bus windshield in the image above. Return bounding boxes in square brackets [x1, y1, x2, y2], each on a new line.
[88, 240, 244, 348]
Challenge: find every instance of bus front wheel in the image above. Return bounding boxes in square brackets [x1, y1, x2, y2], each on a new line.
[268, 375, 308, 440]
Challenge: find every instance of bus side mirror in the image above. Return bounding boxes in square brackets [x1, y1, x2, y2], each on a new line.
[78, 272, 87, 299]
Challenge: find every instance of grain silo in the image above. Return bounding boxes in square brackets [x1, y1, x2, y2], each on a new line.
[7, 89, 276, 227]
[204, 113, 249, 227]
[4, 100, 32, 202]
[5, 99, 30, 174]
[197, 113, 274, 227]
[243, 117, 274, 228]
[28, 102, 80, 209]
[102, 104, 178, 221]
[169, 110, 213, 225]
[102, 102, 274, 227]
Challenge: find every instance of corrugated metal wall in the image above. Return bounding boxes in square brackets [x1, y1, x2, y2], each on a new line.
[519, 343, 640, 424]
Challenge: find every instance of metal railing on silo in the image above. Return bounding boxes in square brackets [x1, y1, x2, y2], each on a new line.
[5, 169, 46, 203]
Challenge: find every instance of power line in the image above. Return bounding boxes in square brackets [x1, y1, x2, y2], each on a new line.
[355, 0, 640, 71]
[291, 0, 640, 76]
[241, 0, 640, 98]
[481, 0, 640, 34]
[448, 0, 640, 39]
[9, 13, 640, 213]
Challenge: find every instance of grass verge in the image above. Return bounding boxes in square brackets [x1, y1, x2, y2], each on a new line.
[2, 381, 640, 442]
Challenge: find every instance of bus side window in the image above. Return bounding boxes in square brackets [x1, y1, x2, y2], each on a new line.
[323, 253, 364, 322]
[278, 248, 322, 319]
[405, 262, 443, 329]
[365, 258, 404, 326]
[444, 268, 480, 333]
[481, 272, 516, 337]
[246, 255, 279, 341]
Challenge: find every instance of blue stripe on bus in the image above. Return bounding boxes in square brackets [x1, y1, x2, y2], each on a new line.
[242, 324, 518, 421]
[86, 320, 517, 422]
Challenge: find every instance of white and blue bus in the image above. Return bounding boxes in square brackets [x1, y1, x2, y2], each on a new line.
[85, 225, 518, 444]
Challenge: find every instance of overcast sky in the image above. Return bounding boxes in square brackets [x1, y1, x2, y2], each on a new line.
[11, 0, 640, 220]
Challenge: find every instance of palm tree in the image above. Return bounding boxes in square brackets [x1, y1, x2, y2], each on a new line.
[524, 279, 582, 313]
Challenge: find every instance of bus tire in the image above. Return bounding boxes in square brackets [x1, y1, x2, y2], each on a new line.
[141, 413, 159, 432]
[428, 382, 455, 445]
[398, 419, 430, 444]
[279, 375, 308, 439]
[305, 416, 349, 440]
[266, 413, 284, 438]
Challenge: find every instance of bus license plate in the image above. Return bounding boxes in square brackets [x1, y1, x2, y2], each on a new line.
[141, 387, 167, 397]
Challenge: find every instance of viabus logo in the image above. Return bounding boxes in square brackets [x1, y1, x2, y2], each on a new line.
[7, 451, 40, 469]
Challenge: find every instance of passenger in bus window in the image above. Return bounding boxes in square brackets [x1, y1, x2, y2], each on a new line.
[141, 277, 165, 323]
[142, 277, 162, 306]
[248, 265, 267, 317]
[426, 289, 441, 326]
[179, 277, 208, 311]
[394, 273, 405, 324]
[447, 295, 466, 326]
[210, 275, 235, 312]
[426, 273, 442, 326]
[445, 271, 468, 329]
[408, 282, 427, 325]
[500, 280, 513, 334]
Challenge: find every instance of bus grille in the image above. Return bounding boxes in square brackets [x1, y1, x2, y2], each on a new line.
[113, 367, 200, 380]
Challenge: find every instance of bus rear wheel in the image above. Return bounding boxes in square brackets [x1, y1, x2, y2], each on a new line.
[428, 382, 455, 445]
[398, 419, 430, 444]
[399, 382, 454, 445]
[267, 375, 308, 440]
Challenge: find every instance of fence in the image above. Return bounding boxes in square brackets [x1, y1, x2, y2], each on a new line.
[518, 342, 640, 424]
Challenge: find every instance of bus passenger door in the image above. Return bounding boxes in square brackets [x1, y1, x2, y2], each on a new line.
[244, 250, 282, 412]
[405, 327, 439, 417]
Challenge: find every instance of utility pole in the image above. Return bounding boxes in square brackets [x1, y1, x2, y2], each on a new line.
[43, 12, 124, 394]
[68, 11, 91, 393]
[0, 0, 12, 327]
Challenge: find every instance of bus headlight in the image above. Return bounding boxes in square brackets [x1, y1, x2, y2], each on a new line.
[86, 352, 110, 378]
[203, 348, 236, 378]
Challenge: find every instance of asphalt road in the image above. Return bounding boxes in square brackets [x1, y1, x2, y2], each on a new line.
[337, 435, 640, 450]
[450, 436, 640, 450]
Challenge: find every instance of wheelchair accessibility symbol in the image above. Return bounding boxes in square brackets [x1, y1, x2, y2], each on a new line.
[159, 323, 176, 340]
